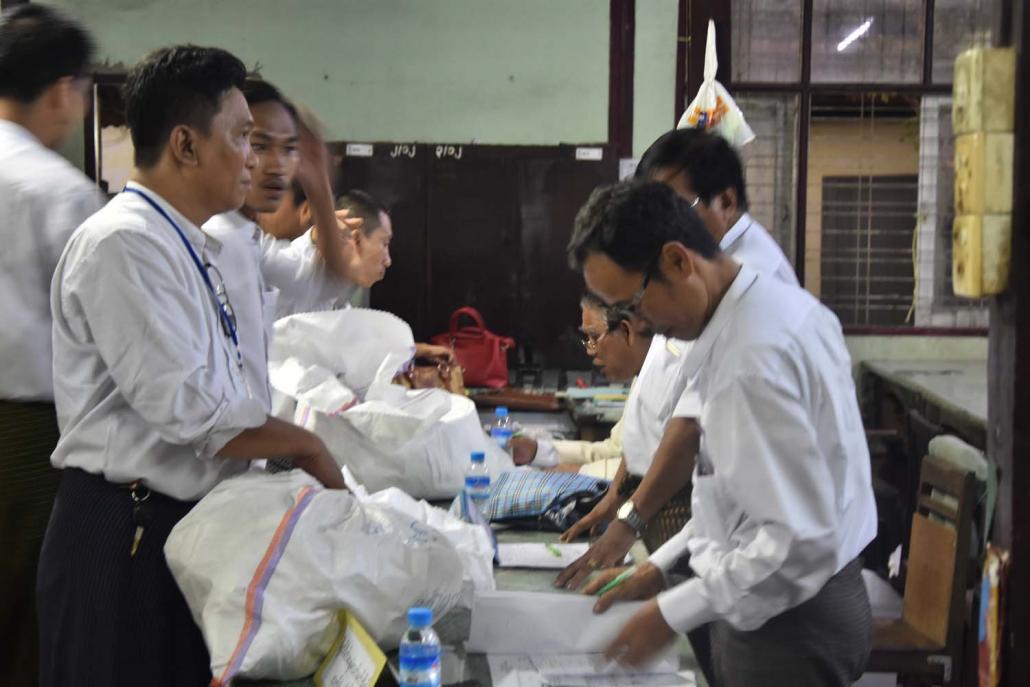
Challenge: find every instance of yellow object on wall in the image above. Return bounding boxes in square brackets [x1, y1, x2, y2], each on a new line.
[952, 47, 1016, 297]
[953, 47, 1016, 135]
[954, 133, 1014, 215]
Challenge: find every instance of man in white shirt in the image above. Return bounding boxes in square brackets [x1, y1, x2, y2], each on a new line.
[556, 129, 800, 591]
[510, 295, 652, 478]
[204, 80, 368, 407]
[37, 46, 344, 687]
[0, 7, 105, 684]
[570, 181, 876, 686]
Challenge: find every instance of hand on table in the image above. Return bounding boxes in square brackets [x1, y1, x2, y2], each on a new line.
[603, 599, 676, 667]
[583, 561, 665, 613]
[559, 489, 620, 543]
[554, 519, 637, 590]
[510, 436, 538, 466]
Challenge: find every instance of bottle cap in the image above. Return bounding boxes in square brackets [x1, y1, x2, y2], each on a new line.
[408, 607, 433, 628]
[470, 451, 486, 463]
[495, 406, 509, 417]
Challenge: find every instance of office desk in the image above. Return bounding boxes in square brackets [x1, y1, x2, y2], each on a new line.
[861, 359, 987, 449]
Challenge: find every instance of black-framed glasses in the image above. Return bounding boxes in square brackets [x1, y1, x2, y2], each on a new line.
[204, 262, 238, 339]
[607, 256, 659, 316]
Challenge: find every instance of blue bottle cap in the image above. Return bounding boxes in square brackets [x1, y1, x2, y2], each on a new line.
[470, 451, 486, 464]
[495, 406, 509, 417]
[408, 607, 433, 628]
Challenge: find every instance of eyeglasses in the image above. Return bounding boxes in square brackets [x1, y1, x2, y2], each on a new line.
[689, 195, 703, 209]
[204, 262, 238, 339]
[580, 330, 609, 353]
[606, 255, 659, 317]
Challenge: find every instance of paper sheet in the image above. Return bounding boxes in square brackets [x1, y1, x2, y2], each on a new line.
[314, 612, 387, 687]
[496, 543, 589, 569]
[467, 591, 678, 673]
[486, 653, 695, 687]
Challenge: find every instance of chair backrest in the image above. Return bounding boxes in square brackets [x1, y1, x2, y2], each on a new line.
[901, 456, 977, 647]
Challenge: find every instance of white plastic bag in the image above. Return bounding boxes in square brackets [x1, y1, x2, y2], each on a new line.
[270, 309, 513, 499]
[343, 467, 496, 594]
[165, 471, 464, 683]
[677, 19, 755, 147]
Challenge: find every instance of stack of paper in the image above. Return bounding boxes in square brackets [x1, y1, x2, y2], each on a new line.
[486, 653, 696, 687]
[469, 592, 693, 686]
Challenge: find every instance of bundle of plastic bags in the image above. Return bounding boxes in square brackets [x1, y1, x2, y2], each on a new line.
[165, 470, 467, 682]
[269, 309, 513, 499]
[677, 19, 755, 147]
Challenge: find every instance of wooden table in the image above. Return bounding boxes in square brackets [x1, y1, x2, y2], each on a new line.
[861, 359, 987, 449]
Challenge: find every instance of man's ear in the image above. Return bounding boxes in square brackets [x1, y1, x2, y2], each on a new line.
[659, 241, 695, 283]
[168, 125, 200, 167]
[714, 187, 738, 215]
[44, 76, 76, 113]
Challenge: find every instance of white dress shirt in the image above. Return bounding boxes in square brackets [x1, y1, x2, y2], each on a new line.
[648, 265, 877, 634]
[620, 214, 799, 473]
[620, 336, 691, 476]
[51, 184, 267, 500]
[0, 120, 106, 401]
[203, 212, 354, 409]
[280, 228, 359, 317]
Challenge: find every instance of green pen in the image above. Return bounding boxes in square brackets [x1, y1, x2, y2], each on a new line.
[545, 542, 562, 557]
[595, 565, 636, 596]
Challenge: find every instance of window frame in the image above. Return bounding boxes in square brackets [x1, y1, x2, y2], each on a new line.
[678, 0, 987, 335]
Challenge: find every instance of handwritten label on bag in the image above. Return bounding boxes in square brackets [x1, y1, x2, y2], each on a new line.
[314, 611, 387, 687]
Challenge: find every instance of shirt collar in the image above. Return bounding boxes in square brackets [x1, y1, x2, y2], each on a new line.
[682, 263, 760, 380]
[718, 212, 753, 252]
[125, 181, 222, 255]
[0, 118, 42, 147]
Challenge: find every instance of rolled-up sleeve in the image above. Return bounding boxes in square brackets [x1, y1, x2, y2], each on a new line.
[260, 233, 352, 317]
[654, 372, 840, 634]
[64, 231, 266, 457]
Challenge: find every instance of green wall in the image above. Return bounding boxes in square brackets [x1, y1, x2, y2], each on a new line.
[633, 0, 678, 157]
[55, 0, 624, 145]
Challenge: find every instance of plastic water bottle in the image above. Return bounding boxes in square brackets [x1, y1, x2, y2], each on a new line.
[398, 607, 441, 687]
[490, 406, 513, 451]
[465, 451, 491, 520]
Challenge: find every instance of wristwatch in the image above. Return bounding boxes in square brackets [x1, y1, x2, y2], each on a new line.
[616, 500, 646, 536]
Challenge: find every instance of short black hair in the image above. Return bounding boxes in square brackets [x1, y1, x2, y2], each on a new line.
[635, 128, 749, 211]
[123, 45, 247, 168]
[336, 189, 390, 236]
[567, 180, 720, 274]
[0, 4, 94, 103]
[242, 78, 298, 123]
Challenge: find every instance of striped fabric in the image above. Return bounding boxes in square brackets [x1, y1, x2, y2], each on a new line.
[482, 470, 609, 530]
[0, 400, 61, 687]
[214, 486, 317, 686]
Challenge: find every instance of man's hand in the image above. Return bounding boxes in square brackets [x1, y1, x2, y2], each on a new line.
[510, 436, 538, 466]
[413, 343, 456, 365]
[560, 489, 621, 543]
[554, 519, 637, 590]
[603, 599, 676, 667]
[293, 440, 346, 490]
[583, 562, 665, 613]
[293, 114, 330, 193]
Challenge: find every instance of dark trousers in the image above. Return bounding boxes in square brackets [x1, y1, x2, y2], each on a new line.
[0, 400, 62, 687]
[37, 468, 211, 687]
[699, 557, 872, 687]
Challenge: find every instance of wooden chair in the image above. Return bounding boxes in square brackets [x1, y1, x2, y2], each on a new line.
[867, 455, 976, 686]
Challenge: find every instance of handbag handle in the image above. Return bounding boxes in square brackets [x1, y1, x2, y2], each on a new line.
[448, 306, 487, 336]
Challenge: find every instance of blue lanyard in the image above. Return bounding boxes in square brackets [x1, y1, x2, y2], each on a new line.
[124, 187, 244, 371]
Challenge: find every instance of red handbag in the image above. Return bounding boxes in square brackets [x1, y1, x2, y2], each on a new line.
[430, 307, 514, 389]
